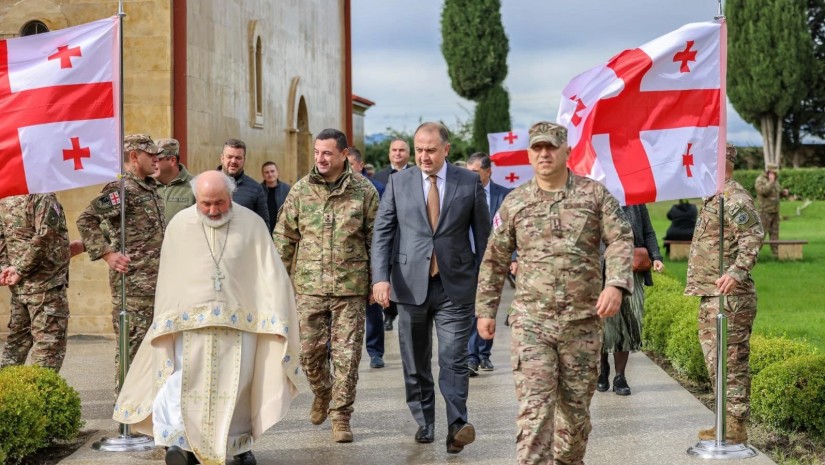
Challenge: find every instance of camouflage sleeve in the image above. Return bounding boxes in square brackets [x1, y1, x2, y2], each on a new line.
[363, 184, 378, 261]
[726, 196, 765, 283]
[475, 198, 517, 319]
[599, 188, 634, 293]
[273, 189, 300, 274]
[76, 185, 119, 261]
[0, 219, 7, 269]
[754, 176, 777, 197]
[15, 195, 57, 276]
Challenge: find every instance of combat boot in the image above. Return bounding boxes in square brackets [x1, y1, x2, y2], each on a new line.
[332, 420, 353, 443]
[310, 395, 330, 425]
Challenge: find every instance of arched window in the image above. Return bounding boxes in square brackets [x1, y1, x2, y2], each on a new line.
[20, 20, 49, 36]
[255, 36, 263, 116]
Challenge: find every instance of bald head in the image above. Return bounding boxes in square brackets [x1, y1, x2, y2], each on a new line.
[191, 171, 236, 225]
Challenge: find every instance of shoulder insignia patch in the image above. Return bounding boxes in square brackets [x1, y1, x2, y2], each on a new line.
[492, 212, 503, 231]
[734, 211, 749, 225]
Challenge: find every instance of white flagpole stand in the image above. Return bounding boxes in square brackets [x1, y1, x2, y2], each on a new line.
[92, 0, 153, 452]
[687, 187, 757, 458]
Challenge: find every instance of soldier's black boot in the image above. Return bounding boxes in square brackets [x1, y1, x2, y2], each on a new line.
[596, 359, 610, 392]
[613, 373, 631, 396]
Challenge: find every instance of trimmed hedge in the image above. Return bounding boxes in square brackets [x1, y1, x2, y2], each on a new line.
[665, 311, 710, 384]
[751, 355, 825, 435]
[749, 334, 818, 377]
[0, 366, 84, 464]
[734, 167, 825, 200]
[642, 274, 697, 356]
[0, 371, 47, 463]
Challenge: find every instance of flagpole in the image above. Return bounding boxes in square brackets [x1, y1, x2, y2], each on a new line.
[92, 0, 153, 452]
[686, 2, 758, 460]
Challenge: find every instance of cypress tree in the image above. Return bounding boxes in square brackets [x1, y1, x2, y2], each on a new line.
[441, 0, 511, 151]
[726, 0, 813, 167]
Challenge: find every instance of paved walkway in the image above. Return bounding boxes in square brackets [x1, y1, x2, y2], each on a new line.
[7, 286, 776, 464]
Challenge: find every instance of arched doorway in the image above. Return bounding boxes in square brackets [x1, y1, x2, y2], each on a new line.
[296, 96, 311, 178]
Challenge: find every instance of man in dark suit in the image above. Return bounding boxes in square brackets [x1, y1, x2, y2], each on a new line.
[372, 138, 411, 331]
[372, 122, 490, 454]
[464, 152, 512, 376]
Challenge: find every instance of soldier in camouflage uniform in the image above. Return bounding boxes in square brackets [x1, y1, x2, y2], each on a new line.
[0, 194, 72, 371]
[76, 134, 165, 393]
[475, 122, 633, 465]
[274, 128, 378, 444]
[687, 143, 764, 444]
[754, 163, 785, 256]
[154, 138, 196, 224]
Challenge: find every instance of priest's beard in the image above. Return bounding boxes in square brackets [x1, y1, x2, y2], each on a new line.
[197, 206, 234, 228]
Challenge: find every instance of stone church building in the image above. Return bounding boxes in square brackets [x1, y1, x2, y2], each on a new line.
[0, 0, 355, 335]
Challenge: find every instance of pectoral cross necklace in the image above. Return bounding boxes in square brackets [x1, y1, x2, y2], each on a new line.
[201, 222, 230, 291]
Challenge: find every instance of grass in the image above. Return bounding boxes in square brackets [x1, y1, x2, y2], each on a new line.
[647, 200, 825, 351]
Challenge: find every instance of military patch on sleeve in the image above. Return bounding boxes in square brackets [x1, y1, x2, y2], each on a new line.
[732, 209, 758, 229]
[92, 192, 121, 216]
[492, 212, 503, 231]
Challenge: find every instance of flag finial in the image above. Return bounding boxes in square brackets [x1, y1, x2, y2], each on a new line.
[715, 0, 725, 20]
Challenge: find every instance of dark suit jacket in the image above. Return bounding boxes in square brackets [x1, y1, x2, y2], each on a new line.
[488, 181, 511, 218]
[372, 164, 491, 306]
[373, 163, 412, 186]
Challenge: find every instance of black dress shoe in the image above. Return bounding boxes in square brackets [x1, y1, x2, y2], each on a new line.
[479, 358, 494, 371]
[613, 374, 631, 396]
[596, 360, 610, 392]
[370, 355, 385, 368]
[446, 421, 475, 454]
[415, 424, 435, 443]
[165, 446, 198, 465]
[468, 360, 479, 377]
[384, 318, 394, 331]
[234, 450, 256, 465]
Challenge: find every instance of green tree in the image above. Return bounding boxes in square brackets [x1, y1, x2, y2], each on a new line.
[472, 85, 511, 152]
[441, 0, 511, 151]
[783, 0, 825, 167]
[726, 0, 814, 168]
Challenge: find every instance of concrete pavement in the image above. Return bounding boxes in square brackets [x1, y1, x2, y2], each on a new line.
[7, 286, 776, 464]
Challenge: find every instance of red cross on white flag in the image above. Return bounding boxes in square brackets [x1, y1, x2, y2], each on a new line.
[0, 17, 120, 199]
[557, 20, 727, 206]
[487, 129, 533, 188]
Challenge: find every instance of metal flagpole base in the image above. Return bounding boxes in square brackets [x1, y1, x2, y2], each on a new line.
[687, 440, 758, 459]
[92, 433, 155, 452]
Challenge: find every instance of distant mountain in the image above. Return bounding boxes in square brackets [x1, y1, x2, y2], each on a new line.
[366, 133, 390, 145]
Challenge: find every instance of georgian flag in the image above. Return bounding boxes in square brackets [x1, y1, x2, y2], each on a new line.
[488, 129, 532, 188]
[0, 17, 120, 199]
[557, 20, 726, 206]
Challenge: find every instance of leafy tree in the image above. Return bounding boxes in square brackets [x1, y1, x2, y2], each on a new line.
[783, 0, 825, 166]
[472, 85, 511, 152]
[441, 0, 511, 150]
[726, 0, 814, 168]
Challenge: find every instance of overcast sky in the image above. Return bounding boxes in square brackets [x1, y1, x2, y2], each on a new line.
[352, 0, 763, 146]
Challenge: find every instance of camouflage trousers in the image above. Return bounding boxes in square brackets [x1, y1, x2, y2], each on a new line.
[698, 294, 757, 420]
[1, 286, 69, 371]
[295, 295, 365, 422]
[510, 314, 603, 465]
[759, 211, 779, 255]
[111, 294, 154, 394]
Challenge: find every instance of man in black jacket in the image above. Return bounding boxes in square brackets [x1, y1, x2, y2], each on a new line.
[218, 138, 270, 230]
[261, 161, 291, 234]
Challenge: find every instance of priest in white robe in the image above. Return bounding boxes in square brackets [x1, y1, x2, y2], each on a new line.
[114, 171, 300, 465]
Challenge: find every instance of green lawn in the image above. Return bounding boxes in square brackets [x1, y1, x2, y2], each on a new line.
[647, 200, 825, 351]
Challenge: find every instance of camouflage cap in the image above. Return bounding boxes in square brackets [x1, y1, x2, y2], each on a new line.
[155, 138, 180, 158]
[124, 134, 162, 155]
[725, 142, 737, 163]
[528, 121, 567, 147]
[766, 163, 778, 171]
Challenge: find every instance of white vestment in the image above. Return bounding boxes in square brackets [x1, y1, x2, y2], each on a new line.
[113, 203, 300, 465]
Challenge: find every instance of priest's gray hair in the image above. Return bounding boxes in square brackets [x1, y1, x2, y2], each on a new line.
[190, 172, 237, 200]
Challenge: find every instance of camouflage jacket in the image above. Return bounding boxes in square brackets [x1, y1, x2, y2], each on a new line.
[476, 173, 633, 322]
[0, 194, 70, 294]
[157, 164, 196, 224]
[754, 173, 780, 215]
[686, 178, 764, 296]
[274, 163, 378, 296]
[76, 172, 165, 296]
